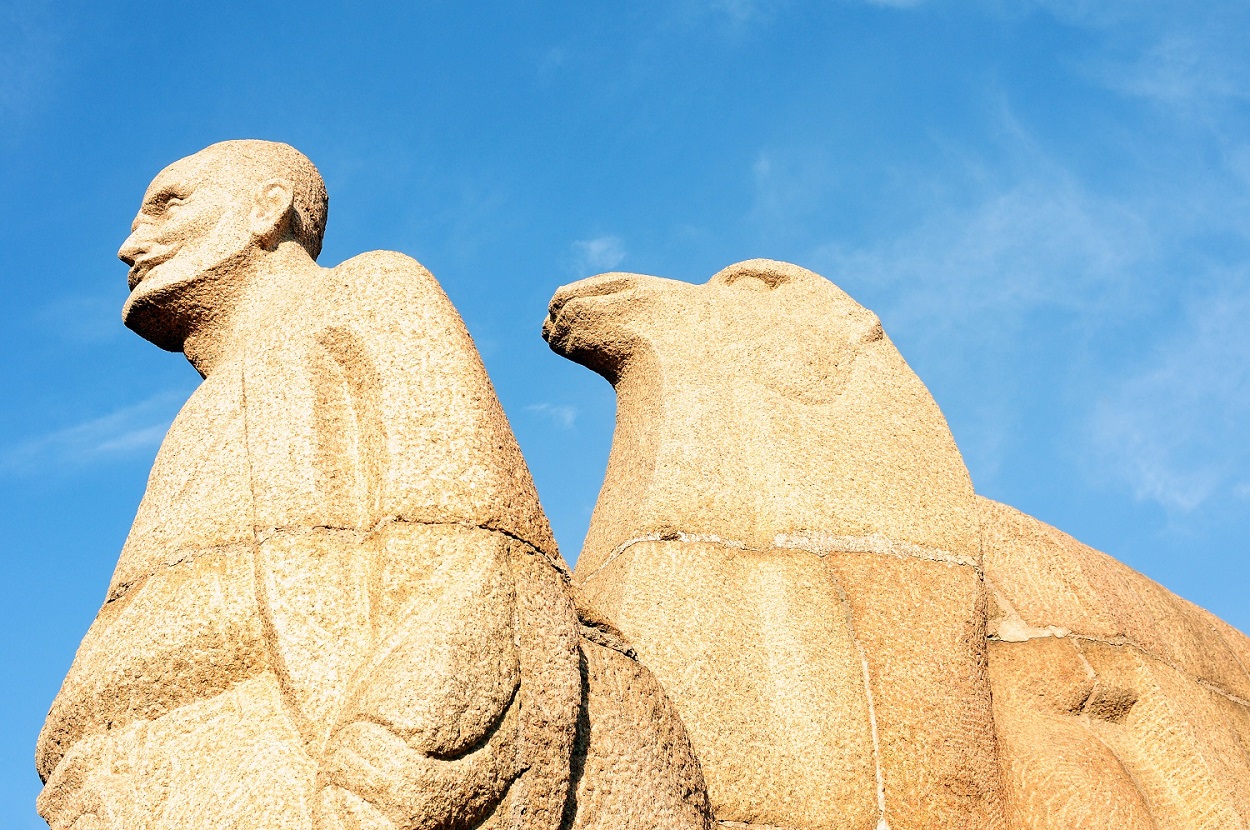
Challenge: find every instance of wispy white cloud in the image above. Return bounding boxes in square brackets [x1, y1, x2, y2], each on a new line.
[803, 142, 1247, 508]
[776, 28, 1249, 503]
[1, 391, 188, 475]
[525, 402, 579, 430]
[1088, 410, 1217, 512]
[842, 0, 1245, 122]
[810, 155, 1149, 350]
[802, 150, 1151, 489]
[731, 2, 1250, 511]
[569, 235, 626, 275]
[1087, 281, 1250, 512]
[1010, 0, 1250, 123]
[1106, 36, 1248, 107]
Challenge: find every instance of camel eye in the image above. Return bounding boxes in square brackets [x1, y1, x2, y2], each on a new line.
[717, 265, 795, 291]
[729, 274, 777, 292]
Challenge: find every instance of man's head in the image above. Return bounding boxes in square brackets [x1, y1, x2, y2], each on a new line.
[118, 140, 328, 350]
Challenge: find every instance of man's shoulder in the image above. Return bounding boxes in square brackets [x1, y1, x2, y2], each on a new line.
[330, 249, 430, 277]
[310, 250, 469, 352]
[323, 250, 438, 296]
[314, 250, 454, 328]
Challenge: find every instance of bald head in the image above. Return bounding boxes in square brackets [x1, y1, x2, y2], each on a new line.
[118, 140, 331, 362]
[190, 140, 329, 259]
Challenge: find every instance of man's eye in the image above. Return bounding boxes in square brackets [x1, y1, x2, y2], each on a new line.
[149, 193, 186, 216]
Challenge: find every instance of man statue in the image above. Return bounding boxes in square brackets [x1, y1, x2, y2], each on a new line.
[36, 141, 712, 830]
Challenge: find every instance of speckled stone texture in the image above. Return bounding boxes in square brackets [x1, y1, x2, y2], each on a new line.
[544, 260, 1006, 830]
[545, 258, 1250, 830]
[36, 141, 713, 830]
[983, 497, 1250, 830]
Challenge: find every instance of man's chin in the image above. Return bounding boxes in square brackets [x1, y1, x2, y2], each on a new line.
[122, 270, 196, 353]
[120, 246, 253, 356]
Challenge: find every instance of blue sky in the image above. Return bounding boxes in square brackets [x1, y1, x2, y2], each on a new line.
[2, 0, 1248, 823]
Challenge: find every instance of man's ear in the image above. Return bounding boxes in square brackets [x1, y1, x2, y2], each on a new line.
[248, 178, 295, 245]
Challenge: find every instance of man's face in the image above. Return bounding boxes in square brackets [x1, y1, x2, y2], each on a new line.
[118, 151, 254, 314]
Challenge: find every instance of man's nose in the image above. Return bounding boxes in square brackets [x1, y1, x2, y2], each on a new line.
[117, 231, 143, 267]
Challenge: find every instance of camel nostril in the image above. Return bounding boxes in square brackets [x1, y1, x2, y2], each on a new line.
[547, 295, 570, 319]
[548, 277, 638, 317]
[575, 277, 636, 300]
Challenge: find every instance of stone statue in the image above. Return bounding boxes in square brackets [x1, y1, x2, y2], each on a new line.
[36, 140, 713, 830]
[983, 497, 1250, 828]
[543, 258, 1250, 830]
